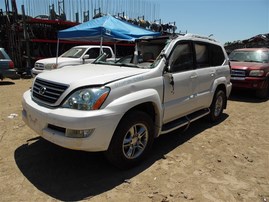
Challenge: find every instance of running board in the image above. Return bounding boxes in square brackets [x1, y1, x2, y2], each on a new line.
[161, 108, 210, 135]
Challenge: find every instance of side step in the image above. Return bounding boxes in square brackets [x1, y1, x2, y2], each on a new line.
[161, 108, 210, 135]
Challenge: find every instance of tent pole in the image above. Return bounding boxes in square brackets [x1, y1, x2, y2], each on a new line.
[56, 38, 59, 66]
[100, 36, 103, 55]
[114, 41, 117, 61]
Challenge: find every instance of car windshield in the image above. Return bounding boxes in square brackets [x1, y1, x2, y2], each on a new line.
[94, 37, 169, 69]
[229, 50, 269, 63]
[61, 47, 87, 58]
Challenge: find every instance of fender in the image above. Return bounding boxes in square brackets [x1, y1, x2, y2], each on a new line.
[211, 76, 230, 96]
[105, 88, 163, 134]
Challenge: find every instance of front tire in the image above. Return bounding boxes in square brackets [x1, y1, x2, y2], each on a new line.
[105, 111, 154, 169]
[256, 79, 269, 99]
[209, 90, 226, 122]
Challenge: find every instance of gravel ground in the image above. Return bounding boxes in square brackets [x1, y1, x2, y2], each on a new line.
[0, 78, 268, 202]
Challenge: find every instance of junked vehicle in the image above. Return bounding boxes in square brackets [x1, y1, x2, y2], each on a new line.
[22, 34, 232, 168]
[229, 48, 269, 98]
[0, 48, 17, 80]
[31, 45, 115, 77]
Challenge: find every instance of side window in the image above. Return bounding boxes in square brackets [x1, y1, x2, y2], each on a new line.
[86, 48, 100, 59]
[169, 42, 194, 73]
[195, 43, 209, 68]
[103, 48, 112, 58]
[210, 44, 225, 66]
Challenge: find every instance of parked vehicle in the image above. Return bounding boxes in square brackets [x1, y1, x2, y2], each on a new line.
[22, 34, 232, 168]
[229, 48, 269, 98]
[31, 45, 115, 77]
[0, 48, 17, 80]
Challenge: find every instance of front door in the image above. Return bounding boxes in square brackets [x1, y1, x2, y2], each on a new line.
[163, 41, 198, 124]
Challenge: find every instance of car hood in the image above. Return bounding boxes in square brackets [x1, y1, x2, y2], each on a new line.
[230, 61, 269, 70]
[37, 64, 149, 86]
[36, 57, 78, 64]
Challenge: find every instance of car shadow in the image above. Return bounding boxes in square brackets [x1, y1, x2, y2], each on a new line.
[0, 81, 15, 85]
[14, 114, 228, 201]
[229, 89, 269, 103]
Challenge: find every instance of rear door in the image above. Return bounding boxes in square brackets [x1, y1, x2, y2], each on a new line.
[193, 42, 225, 107]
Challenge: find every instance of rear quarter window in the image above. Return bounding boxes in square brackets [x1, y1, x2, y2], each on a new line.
[209, 44, 225, 66]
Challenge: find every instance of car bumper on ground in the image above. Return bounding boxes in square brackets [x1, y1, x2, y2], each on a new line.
[22, 90, 122, 152]
[231, 77, 268, 89]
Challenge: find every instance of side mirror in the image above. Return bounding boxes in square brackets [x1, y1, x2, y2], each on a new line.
[83, 54, 90, 59]
[82, 54, 89, 64]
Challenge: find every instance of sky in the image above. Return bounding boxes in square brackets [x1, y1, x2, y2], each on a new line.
[156, 0, 269, 44]
[1, 0, 268, 45]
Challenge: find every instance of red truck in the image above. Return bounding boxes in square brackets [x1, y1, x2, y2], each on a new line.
[229, 48, 269, 98]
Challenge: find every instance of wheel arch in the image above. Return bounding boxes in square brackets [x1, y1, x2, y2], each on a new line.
[214, 83, 227, 109]
[120, 102, 161, 138]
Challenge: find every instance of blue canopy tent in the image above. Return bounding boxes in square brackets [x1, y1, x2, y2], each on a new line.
[58, 15, 160, 42]
[57, 15, 161, 59]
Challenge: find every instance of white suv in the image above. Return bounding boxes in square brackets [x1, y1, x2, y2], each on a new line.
[22, 34, 232, 168]
[31, 45, 115, 76]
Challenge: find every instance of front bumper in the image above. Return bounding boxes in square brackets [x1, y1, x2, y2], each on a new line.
[231, 77, 268, 89]
[31, 68, 44, 77]
[22, 90, 122, 151]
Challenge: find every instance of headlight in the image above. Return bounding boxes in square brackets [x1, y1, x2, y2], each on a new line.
[45, 63, 58, 70]
[62, 87, 110, 110]
[249, 70, 264, 77]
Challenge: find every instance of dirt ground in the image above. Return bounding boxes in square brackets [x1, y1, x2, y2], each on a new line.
[0, 78, 268, 202]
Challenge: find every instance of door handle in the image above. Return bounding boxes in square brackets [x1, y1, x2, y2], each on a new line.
[190, 75, 198, 79]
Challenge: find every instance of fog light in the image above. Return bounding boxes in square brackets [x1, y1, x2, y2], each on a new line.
[65, 129, 94, 138]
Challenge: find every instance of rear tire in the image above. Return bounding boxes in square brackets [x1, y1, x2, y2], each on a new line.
[105, 111, 154, 169]
[209, 90, 226, 122]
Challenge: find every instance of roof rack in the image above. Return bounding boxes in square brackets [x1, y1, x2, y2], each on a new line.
[184, 33, 218, 42]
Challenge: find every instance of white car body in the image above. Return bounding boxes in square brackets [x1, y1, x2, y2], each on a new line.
[22, 34, 232, 167]
[31, 45, 115, 77]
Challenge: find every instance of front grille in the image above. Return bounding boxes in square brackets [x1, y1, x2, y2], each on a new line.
[32, 78, 68, 104]
[35, 63, 45, 70]
[231, 69, 246, 77]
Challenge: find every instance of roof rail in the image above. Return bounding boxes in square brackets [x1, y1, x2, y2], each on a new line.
[184, 33, 217, 42]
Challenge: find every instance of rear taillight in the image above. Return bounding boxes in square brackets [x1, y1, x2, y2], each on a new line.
[8, 61, 14, 69]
